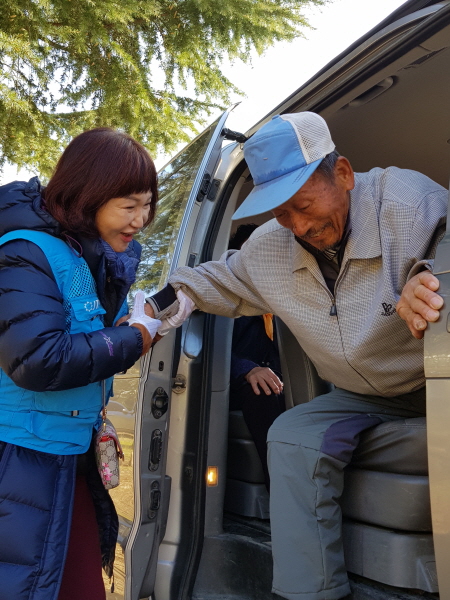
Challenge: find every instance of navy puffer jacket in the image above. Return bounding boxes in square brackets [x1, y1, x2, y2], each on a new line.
[0, 177, 143, 391]
[0, 177, 143, 599]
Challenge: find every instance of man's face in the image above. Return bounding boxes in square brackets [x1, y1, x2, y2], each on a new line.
[271, 157, 355, 251]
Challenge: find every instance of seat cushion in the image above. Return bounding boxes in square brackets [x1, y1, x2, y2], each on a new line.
[342, 520, 437, 592]
[227, 438, 265, 483]
[351, 417, 427, 475]
[224, 479, 269, 519]
[343, 418, 430, 532]
[228, 410, 252, 440]
[342, 468, 431, 531]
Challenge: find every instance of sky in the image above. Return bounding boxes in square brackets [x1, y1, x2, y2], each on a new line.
[0, 0, 407, 182]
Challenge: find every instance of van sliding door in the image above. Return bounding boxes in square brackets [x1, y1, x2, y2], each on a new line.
[107, 110, 230, 600]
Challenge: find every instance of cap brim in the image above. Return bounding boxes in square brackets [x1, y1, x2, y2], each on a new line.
[232, 158, 323, 221]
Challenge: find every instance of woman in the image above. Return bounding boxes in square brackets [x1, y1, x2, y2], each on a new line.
[0, 128, 161, 600]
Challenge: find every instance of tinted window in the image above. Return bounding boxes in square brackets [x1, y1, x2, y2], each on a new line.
[134, 119, 220, 294]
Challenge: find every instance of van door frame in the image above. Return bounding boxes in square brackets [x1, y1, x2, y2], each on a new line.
[123, 110, 233, 600]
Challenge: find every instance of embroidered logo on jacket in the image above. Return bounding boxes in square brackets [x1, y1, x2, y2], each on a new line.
[100, 332, 114, 356]
[381, 302, 396, 317]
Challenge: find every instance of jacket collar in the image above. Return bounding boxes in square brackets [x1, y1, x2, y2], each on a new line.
[292, 172, 381, 274]
[75, 235, 105, 278]
[344, 173, 382, 261]
[0, 177, 61, 238]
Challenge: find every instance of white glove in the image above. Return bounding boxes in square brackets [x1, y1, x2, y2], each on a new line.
[157, 290, 196, 336]
[128, 291, 162, 339]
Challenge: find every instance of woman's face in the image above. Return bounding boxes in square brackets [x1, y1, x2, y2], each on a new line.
[95, 191, 152, 252]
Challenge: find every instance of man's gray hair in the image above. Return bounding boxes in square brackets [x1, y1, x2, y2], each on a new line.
[315, 150, 341, 182]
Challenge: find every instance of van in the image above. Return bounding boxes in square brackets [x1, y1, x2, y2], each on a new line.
[107, 1, 450, 598]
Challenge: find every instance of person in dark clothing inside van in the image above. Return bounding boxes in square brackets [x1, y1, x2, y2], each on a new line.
[146, 112, 447, 600]
[228, 224, 285, 490]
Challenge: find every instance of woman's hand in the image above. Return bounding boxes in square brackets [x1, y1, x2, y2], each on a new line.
[245, 367, 283, 396]
[129, 323, 152, 355]
[115, 313, 130, 326]
[115, 311, 155, 354]
[128, 291, 162, 355]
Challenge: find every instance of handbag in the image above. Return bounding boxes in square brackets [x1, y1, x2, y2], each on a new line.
[95, 380, 124, 490]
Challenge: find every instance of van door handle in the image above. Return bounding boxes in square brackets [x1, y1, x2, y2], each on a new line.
[348, 77, 395, 107]
[183, 312, 203, 359]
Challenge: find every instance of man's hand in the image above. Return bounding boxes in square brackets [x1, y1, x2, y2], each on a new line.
[157, 290, 196, 335]
[144, 302, 155, 318]
[143, 291, 196, 335]
[245, 366, 284, 396]
[397, 271, 443, 339]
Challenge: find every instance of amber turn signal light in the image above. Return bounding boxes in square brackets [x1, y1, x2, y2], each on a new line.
[206, 466, 218, 486]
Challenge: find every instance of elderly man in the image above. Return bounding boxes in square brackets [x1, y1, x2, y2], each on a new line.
[147, 112, 447, 600]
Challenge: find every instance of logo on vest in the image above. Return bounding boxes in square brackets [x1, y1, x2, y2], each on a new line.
[381, 302, 396, 317]
[84, 299, 100, 312]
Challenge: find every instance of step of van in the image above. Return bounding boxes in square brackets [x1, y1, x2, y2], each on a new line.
[191, 517, 439, 600]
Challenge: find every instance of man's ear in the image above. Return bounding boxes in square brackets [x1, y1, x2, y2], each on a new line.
[334, 157, 355, 191]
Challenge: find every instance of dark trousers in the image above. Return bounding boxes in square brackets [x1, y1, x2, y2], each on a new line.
[230, 383, 285, 490]
[58, 474, 106, 600]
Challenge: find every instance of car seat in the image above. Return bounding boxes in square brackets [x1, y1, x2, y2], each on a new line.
[224, 319, 436, 592]
[224, 318, 331, 517]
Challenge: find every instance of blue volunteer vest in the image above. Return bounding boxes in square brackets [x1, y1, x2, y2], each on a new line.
[0, 230, 125, 455]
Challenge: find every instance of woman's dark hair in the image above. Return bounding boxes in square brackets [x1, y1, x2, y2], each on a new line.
[44, 128, 158, 237]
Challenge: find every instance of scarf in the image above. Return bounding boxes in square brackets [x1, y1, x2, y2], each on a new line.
[100, 239, 139, 286]
[262, 313, 274, 341]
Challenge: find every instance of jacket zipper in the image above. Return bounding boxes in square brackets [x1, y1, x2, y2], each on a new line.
[331, 263, 380, 391]
[328, 260, 351, 316]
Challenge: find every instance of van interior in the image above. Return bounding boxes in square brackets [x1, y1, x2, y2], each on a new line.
[190, 21, 449, 600]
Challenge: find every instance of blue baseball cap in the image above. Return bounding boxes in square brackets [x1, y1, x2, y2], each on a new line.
[232, 112, 335, 220]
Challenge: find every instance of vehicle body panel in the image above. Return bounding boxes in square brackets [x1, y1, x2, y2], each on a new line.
[107, 111, 231, 600]
[108, 1, 450, 598]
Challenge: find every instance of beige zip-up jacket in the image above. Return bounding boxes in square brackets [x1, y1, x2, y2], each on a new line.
[161, 167, 447, 397]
